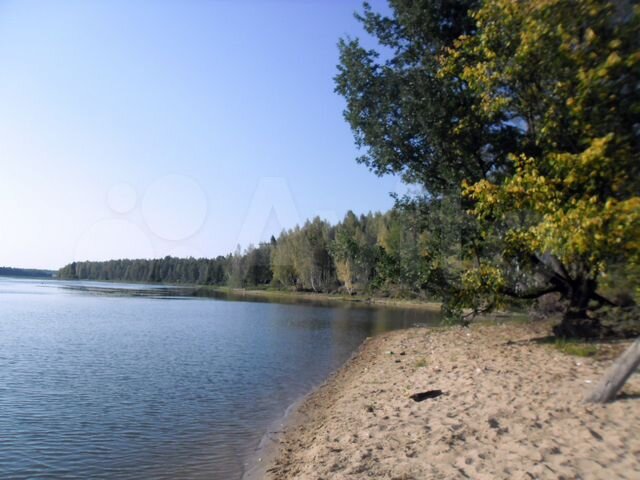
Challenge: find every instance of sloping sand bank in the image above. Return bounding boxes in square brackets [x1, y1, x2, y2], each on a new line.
[259, 323, 640, 479]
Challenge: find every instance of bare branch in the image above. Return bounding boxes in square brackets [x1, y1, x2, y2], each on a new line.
[500, 284, 561, 299]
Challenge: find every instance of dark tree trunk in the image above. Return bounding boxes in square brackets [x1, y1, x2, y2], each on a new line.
[553, 310, 602, 338]
[553, 276, 602, 338]
[501, 255, 619, 338]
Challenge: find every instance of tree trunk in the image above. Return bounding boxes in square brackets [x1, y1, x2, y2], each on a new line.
[553, 277, 602, 338]
[553, 311, 602, 338]
[585, 337, 640, 403]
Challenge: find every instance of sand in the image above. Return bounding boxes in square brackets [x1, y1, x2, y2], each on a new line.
[252, 323, 640, 479]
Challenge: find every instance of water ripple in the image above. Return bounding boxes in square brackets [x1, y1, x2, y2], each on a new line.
[0, 278, 438, 479]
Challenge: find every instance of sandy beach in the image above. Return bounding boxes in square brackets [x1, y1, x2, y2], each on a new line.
[251, 323, 640, 479]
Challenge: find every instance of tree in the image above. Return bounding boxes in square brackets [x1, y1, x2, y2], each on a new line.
[335, 0, 517, 195]
[334, 0, 518, 316]
[449, 0, 640, 336]
[243, 243, 273, 286]
[292, 218, 336, 292]
[228, 246, 245, 288]
[336, 0, 639, 335]
[330, 220, 360, 294]
[271, 234, 299, 288]
[330, 211, 377, 294]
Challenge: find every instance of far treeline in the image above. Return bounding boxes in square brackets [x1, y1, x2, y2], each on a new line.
[61, 0, 639, 338]
[57, 207, 452, 296]
[0, 267, 54, 279]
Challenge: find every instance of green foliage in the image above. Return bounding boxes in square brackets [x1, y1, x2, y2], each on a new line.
[335, 0, 516, 194]
[0, 267, 54, 279]
[335, 0, 640, 333]
[58, 255, 231, 285]
[452, 0, 640, 330]
[58, 208, 459, 302]
[414, 358, 428, 368]
[270, 217, 335, 292]
[329, 211, 378, 294]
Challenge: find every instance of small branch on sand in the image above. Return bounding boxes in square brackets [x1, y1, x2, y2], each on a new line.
[409, 390, 444, 402]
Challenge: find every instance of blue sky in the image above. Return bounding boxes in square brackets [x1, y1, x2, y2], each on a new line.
[0, 0, 400, 269]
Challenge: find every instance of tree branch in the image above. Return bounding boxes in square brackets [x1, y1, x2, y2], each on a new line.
[541, 253, 572, 283]
[500, 284, 562, 299]
[531, 253, 572, 290]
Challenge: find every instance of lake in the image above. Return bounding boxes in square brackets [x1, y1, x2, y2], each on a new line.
[0, 277, 440, 479]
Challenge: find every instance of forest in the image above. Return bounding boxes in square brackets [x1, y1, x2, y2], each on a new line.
[0, 267, 54, 279]
[57, 207, 446, 297]
[60, 0, 639, 338]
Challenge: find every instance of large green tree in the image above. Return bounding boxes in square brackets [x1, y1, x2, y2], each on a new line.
[335, 0, 508, 316]
[336, 0, 640, 335]
[330, 211, 379, 294]
[451, 0, 640, 336]
[335, 0, 518, 194]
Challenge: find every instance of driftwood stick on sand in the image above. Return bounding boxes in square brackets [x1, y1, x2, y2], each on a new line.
[585, 337, 640, 403]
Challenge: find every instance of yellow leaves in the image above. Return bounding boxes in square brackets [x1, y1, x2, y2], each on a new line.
[564, 173, 576, 186]
[527, 195, 640, 269]
[608, 38, 622, 50]
[578, 134, 613, 164]
[448, 0, 639, 294]
[463, 179, 501, 219]
[462, 264, 505, 294]
[596, 51, 624, 78]
[505, 184, 526, 195]
[628, 52, 640, 67]
[595, 50, 623, 79]
[504, 229, 539, 257]
[463, 179, 494, 199]
[418, 231, 432, 258]
[463, 126, 636, 270]
[605, 52, 622, 67]
[550, 136, 616, 196]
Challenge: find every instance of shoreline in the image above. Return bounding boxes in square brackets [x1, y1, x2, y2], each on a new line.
[256, 322, 640, 479]
[197, 286, 445, 311]
[53, 278, 528, 320]
[52, 277, 448, 310]
[241, 335, 383, 480]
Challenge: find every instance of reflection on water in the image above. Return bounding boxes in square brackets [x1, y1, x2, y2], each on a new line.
[0, 277, 440, 479]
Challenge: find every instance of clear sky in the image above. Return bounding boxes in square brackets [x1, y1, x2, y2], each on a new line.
[0, 0, 403, 270]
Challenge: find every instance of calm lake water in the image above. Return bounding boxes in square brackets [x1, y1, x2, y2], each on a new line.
[0, 277, 440, 479]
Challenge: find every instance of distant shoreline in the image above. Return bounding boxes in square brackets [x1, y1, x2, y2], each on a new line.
[201, 286, 444, 311]
[50, 276, 446, 311]
[0, 267, 54, 279]
[49, 277, 528, 318]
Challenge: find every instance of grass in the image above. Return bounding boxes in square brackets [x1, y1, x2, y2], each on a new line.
[553, 339, 599, 357]
[414, 358, 428, 368]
